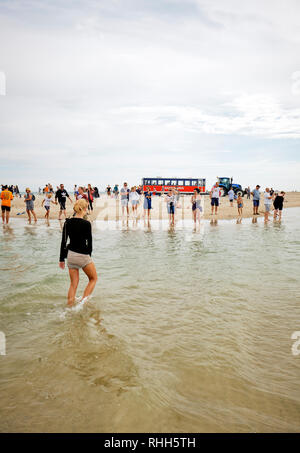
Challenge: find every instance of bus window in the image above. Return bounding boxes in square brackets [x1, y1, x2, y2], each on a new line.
[171, 180, 177, 185]
[151, 179, 157, 185]
[165, 180, 171, 185]
[157, 180, 164, 185]
[177, 180, 184, 186]
[184, 180, 191, 186]
[191, 180, 197, 186]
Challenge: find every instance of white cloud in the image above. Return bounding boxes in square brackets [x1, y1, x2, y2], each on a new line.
[111, 93, 300, 138]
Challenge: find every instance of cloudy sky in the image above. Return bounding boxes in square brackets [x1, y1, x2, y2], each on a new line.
[0, 0, 300, 191]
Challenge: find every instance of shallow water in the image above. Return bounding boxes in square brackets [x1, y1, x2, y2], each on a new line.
[0, 210, 300, 432]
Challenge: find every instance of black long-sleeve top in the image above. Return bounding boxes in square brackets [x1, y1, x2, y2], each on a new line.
[59, 217, 92, 262]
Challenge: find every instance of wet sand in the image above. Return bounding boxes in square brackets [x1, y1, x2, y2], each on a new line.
[6, 192, 300, 222]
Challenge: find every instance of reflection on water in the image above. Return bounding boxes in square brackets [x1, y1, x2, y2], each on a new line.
[0, 210, 300, 432]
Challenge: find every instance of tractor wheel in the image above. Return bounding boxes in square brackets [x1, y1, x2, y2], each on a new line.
[236, 190, 243, 197]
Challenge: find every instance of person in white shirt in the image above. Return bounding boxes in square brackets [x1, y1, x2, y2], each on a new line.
[228, 188, 234, 207]
[42, 193, 56, 219]
[129, 186, 139, 218]
[264, 187, 273, 223]
[120, 182, 130, 217]
[165, 189, 176, 225]
[210, 182, 221, 215]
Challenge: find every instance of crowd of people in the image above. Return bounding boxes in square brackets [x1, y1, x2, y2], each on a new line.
[1, 181, 286, 226]
[209, 181, 285, 223]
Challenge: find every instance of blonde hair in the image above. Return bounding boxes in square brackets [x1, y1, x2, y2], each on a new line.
[73, 199, 88, 214]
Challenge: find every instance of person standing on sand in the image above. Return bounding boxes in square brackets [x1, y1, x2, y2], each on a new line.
[228, 187, 234, 207]
[210, 182, 221, 215]
[59, 199, 97, 307]
[1, 185, 13, 224]
[113, 184, 119, 199]
[120, 182, 130, 217]
[247, 187, 251, 199]
[251, 185, 261, 215]
[106, 185, 112, 198]
[191, 188, 202, 225]
[264, 187, 273, 222]
[55, 184, 73, 220]
[24, 188, 37, 224]
[273, 191, 285, 220]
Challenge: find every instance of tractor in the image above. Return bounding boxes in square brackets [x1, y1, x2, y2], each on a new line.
[217, 177, 246, 197]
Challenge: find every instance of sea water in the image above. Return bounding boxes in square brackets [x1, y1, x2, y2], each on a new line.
[0, 209, 300, 432]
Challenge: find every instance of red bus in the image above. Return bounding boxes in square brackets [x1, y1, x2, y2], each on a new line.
[142, 177, 206, 194]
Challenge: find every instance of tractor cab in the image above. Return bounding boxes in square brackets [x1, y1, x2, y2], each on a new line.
[218, 177, 232, 191]
[217, 177, 244, 197]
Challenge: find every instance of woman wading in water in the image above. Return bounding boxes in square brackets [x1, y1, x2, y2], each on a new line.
[59, 199, 97, 306]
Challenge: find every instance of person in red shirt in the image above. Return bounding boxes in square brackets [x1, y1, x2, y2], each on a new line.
[76, 186, 89, 202]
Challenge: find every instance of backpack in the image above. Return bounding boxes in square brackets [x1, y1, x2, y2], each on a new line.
[31, 194, 36, 201]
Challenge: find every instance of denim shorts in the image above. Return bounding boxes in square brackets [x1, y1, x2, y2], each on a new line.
[211, 197, 219, 207]
[167, 204, 175, 214]
[26, 201, 34, 211]
[253, 200, 260, 207]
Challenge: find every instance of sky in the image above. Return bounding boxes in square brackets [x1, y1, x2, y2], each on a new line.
[0, 0, 300, 191]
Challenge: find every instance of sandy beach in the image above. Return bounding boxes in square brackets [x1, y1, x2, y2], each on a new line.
[7, 191, 300, 222]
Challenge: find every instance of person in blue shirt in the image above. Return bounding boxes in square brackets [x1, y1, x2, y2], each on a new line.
[143, 188, 152, 219]
[251, 185, 261, 215]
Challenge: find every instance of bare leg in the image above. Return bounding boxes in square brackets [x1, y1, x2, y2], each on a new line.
[82, 262, 98, 301]
[27, 209, 31, 224]
[264, 210, 269, 222]
[68, 268, 79, 306]
[6, 210, 10, 224]
[58, 210, 62, 220]
[32, 210, 37, 222]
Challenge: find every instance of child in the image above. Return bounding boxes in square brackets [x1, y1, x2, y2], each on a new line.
[237, 194, 243, 216]
[42, 192, 56, 219]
